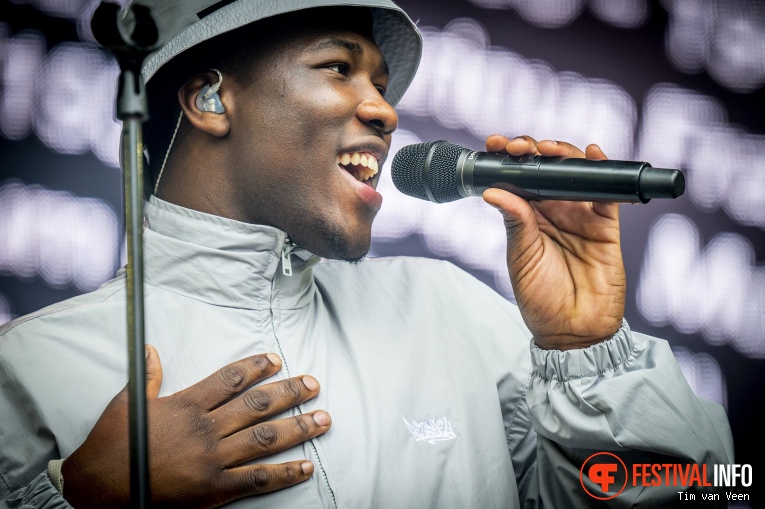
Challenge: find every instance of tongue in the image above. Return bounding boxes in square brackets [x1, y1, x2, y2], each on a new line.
[342, 163, 375, 182]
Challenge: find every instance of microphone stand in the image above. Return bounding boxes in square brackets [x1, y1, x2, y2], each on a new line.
[91, 4, 159, 507]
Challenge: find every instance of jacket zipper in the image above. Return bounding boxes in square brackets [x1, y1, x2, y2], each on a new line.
[308, 439, 337, 508]
[274, 237, 337, 507]
[281, 238, 297, 276]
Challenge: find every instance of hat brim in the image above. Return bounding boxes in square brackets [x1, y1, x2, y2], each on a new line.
[141, 0, 422, 107]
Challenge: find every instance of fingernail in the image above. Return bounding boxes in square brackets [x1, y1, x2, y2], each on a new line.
[266, 353, 282, 366]
[145, 346, 150, 359]
[511, 136, 525, 141]
[551, 140, 559, 145]
[312, 411, 331, 426]
[301, 461, 314, 475]
[302, 376, 319, 391]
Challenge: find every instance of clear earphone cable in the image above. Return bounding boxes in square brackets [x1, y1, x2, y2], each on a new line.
[153, 69, 223, 195]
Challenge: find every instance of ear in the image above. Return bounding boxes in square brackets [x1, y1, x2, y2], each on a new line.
[178, 71, 231, 138]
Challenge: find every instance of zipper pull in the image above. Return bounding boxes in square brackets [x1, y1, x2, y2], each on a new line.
[281, 238, 296, 276]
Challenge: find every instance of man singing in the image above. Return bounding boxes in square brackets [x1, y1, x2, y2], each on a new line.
[0, 1, 732, 507]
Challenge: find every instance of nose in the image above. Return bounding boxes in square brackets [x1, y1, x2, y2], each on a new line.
[356, 91, 398, 136]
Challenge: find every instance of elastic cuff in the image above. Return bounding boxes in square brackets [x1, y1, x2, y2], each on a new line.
[530, 319, 645, 381]
[47, 458, 65, 494]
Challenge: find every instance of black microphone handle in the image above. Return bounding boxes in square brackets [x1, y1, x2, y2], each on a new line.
[455, 150, 685, 204]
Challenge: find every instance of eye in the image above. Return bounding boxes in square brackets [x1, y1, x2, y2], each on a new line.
[375, 85, 386, 96]
[327, 63, 350, 76]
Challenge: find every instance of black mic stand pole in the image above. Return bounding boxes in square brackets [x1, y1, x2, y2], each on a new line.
[91, 4, 159, 507]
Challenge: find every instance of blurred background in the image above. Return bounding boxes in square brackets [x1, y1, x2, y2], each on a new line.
[0, 0, 762, 498]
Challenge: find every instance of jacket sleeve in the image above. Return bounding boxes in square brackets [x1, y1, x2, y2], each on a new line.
[0, 326, 72, 509]
[0, 473, 71, 509]
[514, 320, 734, 507]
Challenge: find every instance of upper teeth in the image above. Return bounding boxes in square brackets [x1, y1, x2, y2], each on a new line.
[337, 152, 379, 181]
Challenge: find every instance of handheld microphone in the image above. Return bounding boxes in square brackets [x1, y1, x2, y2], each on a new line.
[391, 141, 685, 204]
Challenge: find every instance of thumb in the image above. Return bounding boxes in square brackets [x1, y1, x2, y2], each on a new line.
[482, 188, 539, 252]
[145, 344, 163, 399]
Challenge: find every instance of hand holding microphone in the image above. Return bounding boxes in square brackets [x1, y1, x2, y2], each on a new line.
[402, 135, 629, 351]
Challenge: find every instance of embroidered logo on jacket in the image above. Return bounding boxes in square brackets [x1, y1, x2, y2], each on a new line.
[402, 416, 456, 444]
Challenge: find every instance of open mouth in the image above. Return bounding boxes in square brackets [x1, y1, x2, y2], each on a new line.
[337, 151, 379, 184]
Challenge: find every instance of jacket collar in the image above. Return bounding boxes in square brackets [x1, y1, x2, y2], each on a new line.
[142, 197, 319, 310]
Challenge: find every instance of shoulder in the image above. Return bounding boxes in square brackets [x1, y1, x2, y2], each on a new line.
[0, 279, 127, 399]
[0, 273, 131, 401]
[0, 276, 126, 340]
[0, 276, 129, 383]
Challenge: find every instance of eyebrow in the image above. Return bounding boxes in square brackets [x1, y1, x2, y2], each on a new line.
[309, 37, 390, 77]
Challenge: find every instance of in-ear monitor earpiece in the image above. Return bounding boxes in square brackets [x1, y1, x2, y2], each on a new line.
[196, 68, 225, 113]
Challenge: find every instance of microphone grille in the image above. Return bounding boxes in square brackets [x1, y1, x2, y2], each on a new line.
[428, 141, 464, 203]
[391, 141, 437, 201]
[392, 141, 466, 203]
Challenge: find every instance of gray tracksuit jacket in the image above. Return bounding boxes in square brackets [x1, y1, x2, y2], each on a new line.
[0, 197, 733, 508]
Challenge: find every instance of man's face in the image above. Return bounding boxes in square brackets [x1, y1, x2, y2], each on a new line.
[225, 17, 397, 261]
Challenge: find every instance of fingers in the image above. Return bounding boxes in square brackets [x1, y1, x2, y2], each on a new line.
[220, 411, 332, 467]
[181, 353, 283, 410]
[582, 143, 616, 217]
[536, 139, 585, 159]
[145, 344, 162, 399]
[486, 134, 604, 160]
[486, 134, 512, 152]
[210, 375, 321, 437]
[222, 460, 314, 499]
[486, 134, 541, 156]
[585, 143, 608, 160]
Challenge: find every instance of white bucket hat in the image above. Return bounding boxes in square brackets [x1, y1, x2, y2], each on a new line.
[137, 0, 422, 107]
